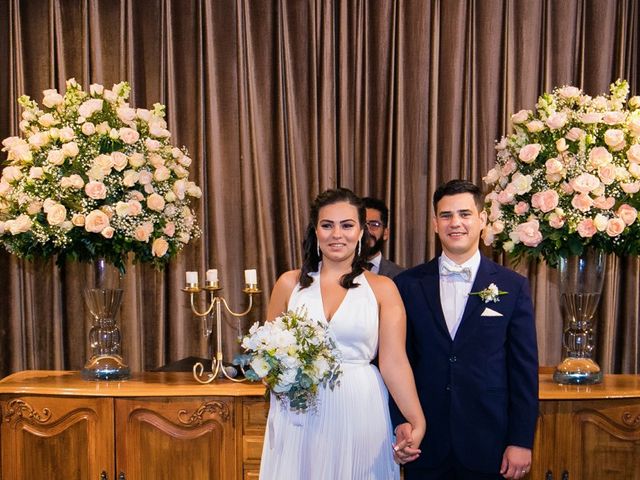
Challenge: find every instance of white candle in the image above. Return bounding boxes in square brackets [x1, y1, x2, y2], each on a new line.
[186, 271, 198, 285]
[206, 269, 218, 283]
[244, 269, 257, 285]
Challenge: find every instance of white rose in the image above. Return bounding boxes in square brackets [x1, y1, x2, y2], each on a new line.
[46, 204, 67, 226]
[249, 356, 271, 378]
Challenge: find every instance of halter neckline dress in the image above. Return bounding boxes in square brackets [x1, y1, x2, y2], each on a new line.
[259, 270, 399, 479]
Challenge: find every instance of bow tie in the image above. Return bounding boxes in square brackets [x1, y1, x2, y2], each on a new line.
[440, 263, 472, 282]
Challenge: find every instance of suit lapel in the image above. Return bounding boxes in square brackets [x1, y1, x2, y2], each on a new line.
[454, 256, 498, 345]
[418, 259, 451, 339]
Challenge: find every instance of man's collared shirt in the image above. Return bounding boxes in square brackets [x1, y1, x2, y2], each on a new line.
[439, 250, 481, 339]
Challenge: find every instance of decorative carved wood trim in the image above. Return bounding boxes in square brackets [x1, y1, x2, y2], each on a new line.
[621, 411, 640, 428]
[3, 399, 52, 425]
[177, 401, 230, 425]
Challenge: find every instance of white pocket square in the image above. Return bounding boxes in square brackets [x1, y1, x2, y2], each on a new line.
[481, 307, 503, 317]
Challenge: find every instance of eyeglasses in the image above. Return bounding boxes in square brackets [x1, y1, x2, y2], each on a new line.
[365, 220, 384, 230]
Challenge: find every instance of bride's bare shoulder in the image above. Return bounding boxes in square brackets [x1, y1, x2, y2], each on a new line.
[277, 269, 301, 287]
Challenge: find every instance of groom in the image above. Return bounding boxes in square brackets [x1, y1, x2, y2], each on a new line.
[391, 180, 538, 480]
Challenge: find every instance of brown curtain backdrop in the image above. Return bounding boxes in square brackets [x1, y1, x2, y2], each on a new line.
[0, 0, 639, 378]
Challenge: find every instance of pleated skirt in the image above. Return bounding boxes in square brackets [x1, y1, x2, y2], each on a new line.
[259, 362, 399, 480]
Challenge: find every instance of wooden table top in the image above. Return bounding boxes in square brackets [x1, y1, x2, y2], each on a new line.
[1, 371, 638, 400]
[538, 373, 640, 400]
[0, 370, 266, 397]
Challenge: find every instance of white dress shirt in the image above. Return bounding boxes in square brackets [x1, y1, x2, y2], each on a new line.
[439, 250, 481, 339]
[368, 252, 382, 274]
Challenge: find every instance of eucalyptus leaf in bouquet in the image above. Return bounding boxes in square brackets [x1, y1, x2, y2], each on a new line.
[237, 308, 342, 413]
[483, 80, 640, 267]
[0, 78, 201, 273]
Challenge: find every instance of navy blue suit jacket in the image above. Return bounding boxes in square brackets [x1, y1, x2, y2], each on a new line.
[391, 255, 538, 473]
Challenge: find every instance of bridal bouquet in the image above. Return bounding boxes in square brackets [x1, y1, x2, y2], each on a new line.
[238, 309, 342, 413]
[0, 78, 201, 273]
[483, 80, 640, 267]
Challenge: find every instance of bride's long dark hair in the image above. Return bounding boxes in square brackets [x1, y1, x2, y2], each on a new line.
[299, 188, 370, 289]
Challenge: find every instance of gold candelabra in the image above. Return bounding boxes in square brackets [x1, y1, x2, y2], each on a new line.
[183, 269, 261, 384]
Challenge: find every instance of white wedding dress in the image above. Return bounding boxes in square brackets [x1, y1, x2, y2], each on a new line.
[259, 270, 399, 480]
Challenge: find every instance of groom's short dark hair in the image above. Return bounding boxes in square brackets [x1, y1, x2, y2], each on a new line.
[433, 179, 483, 211]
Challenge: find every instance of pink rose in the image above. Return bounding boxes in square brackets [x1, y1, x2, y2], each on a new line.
[101, 226, 115, 239]
[78, 99, 104, 118]
[163, 222, 176, 237]
[47, 149, 65, 166]
[497, 189, 515, 205]
[483, 168, 500, 184]
[558, 86, 581, 99]
[514, 201, 530, 215]
[515, 220, 543, 247]
[84, 210, 109, 233]
[622, 182, 640, 193]
[511, 109, 530, 124]
[526, 120, 545, 132]
[588, 147, 612, 168]
[604, 129, 625, 151]
[577, 219, 597, 238]
[501, 159, 517, 176]
[629, 117, 640, 136]
[549, 212, 565, 229]
[519, 144, 542, 163]
[627, 145, 640, 163]
[565, 127, 585, 142]
[597, 164, 616, 185]
[546, 158, 564, 175]
[603, 111, 625, 125]
[152, 237, 169, 257]
[580, 112, 602, 124]
[617, 204, 638, 225]
[531, 190, 559, 213]
[571, 173, 600, 193]
[593, 196, 615, 210]
[112, 152, 129, 171]
[8, 214, 33, 234]
[147, 193, 165, 212]
[134, 222, 154, 242]
[606, 218, 626, 237]
[153, 166, 171, 182]
[546, 112, 567, 130]
[125, 200, 141, 216]
[572, 193, 594, 212]
[119, 127, 140, 145]
[85, 181, 107, 200]
[81, 122, 96, 136]
[71, 214, 85, 226]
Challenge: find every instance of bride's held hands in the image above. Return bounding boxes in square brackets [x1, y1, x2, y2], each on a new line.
[392, 422, 422, 465]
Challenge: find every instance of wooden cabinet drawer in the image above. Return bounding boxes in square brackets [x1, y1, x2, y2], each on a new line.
[243, 397, 268, 433]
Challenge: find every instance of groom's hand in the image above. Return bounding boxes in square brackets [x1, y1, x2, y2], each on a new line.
[392, 422, 421, 464]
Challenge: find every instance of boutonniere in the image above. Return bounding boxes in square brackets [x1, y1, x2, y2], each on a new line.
[469, 283, 508, 303]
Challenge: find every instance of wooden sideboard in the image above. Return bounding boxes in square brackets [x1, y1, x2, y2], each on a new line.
[530, 374, 640, 480]
[1, 372, 639, 479]
[0, 370, 266, 480]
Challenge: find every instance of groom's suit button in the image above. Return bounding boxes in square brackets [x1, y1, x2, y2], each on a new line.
[449, 355, 457, 363]
[445, 384, 452, 391]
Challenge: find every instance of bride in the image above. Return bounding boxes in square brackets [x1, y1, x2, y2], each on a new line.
[259, 188, 425, 479]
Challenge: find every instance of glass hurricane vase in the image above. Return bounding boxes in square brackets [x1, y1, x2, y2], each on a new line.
[80, 257, 131, 381]
[553, 248, 605, 385]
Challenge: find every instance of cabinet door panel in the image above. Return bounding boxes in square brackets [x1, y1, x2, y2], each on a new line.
[116, 397, 235, 480]
[570, 399, 640, 480]
[1, 396, 114, 480]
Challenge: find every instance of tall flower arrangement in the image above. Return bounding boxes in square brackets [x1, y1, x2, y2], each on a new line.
[0, 79, 201, 272]
[482, 80, 640, 267]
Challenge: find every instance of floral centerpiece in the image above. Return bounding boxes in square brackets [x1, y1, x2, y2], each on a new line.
[482, 79, 640, 267]
[0, 78, 201, 273]
[238, 309, 342, 413]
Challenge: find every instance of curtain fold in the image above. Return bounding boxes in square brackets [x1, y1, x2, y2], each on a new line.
[1, 0, 639, 377]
